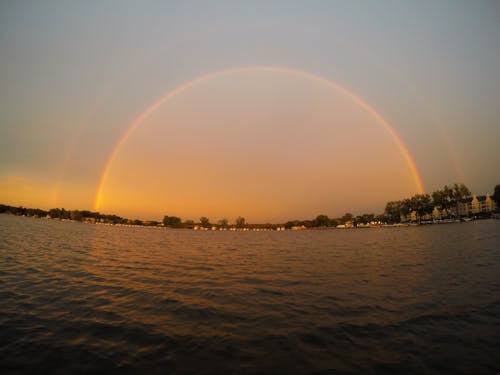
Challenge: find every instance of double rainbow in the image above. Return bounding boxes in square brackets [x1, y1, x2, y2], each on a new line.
[94, 66, 424, 211]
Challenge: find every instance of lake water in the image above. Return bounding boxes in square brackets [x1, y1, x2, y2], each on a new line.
[1, 214, 499, 374]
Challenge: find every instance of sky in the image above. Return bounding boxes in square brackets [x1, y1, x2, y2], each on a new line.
[1, 1, 499, 223]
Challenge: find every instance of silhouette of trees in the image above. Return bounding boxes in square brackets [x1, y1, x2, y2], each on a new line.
[163, 215, 181, 227]
[385, 201, 402, 223]
[340, 213, 353, 224]
[3, 181, 493, 228]
[410, 194, 432, 221]
[235, 216, 246, 228]
[313, 214, 330, 227]
[218, 218, 229, 228]
[356, 213, 375, 225]
[70, 210, 83, 221]
[200, 216, 210, 228]
[383, 183, 472, 222]
[492, 184, 500, 210]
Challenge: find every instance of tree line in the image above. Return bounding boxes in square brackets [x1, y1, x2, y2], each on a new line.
[384, 183, 500, 223]
[162, 215, 248, 229]
[283, 183, 499, 227]
[2, 183, 499, 228]
[0, 205, 159, 226]
[283, 212, 385, 229]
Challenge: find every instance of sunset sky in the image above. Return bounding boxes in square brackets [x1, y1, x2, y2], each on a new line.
[1, 1, 499, 222]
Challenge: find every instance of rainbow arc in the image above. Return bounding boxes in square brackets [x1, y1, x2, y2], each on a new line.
[94, 66, 424, 211]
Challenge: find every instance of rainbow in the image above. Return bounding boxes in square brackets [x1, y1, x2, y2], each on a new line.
[94, 66, 424, 211]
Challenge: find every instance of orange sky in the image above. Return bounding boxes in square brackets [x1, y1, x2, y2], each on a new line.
[3, 3, 500, 221]
[95, 69, 418, 222]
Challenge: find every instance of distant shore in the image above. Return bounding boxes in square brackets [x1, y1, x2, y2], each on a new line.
[2, 182, 499, 231]
[1, 210, 497, 232]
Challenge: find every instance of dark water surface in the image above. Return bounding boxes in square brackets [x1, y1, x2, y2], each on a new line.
[1, 214, 500, 374]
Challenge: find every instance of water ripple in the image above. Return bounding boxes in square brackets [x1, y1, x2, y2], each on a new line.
[1, 215, 500, 374]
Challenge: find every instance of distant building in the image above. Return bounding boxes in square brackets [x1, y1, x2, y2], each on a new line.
[433, 193, 497, 219]
[432, 207, 441, 220]
[482, 194, 496, 212]
[458, 194, 496, 216]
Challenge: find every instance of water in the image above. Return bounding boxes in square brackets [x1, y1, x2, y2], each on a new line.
[1, 214, 499, 374]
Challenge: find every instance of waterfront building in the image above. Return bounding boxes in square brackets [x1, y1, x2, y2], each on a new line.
[434, 193, 497, 219]
[432, 207, 441, 220]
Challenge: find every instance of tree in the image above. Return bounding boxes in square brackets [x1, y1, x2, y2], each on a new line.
[410, 194, 432, 221]
[330, 218, 341, 227]
[492, 184, 500, 210]
[431, 189, 446, 208]
[200, 216, 210, 228]
[385, 201, 402, 223]
[163, 215, 181, 227]
[49, 208, 62, 218]
[358, 213, 375, 224]
[452, 183, 471, 217]
[428, 183, 470, 218]
[340, 213, 353, 224]
[235, 216, 246, 228]
[218, 218, 229, 228]
[313, 214, 330, 227]
[285, 220, 301, 229]
[70, 210, 83, 221]
[400, 199, 412, 218]
[431, 185, 455, 217]
[60, 208, 70, 220]
[442, 185, 454, 215]
[452, 183, 471, 201]
[183, 220, 195, 228]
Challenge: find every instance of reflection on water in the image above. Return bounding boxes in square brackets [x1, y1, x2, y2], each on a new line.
[1, 214, 499, 374]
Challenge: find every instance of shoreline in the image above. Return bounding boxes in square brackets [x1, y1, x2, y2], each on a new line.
[2, 212, 496, 232]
